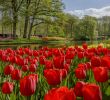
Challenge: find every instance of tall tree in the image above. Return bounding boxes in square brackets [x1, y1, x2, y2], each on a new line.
[0, 0, 24, 38]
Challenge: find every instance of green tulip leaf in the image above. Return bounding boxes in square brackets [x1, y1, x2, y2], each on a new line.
[105, 86, 110, 96]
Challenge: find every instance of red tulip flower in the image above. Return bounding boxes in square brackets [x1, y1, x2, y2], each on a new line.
[82, 43, 88, 49]
[45, 60, 53, 69]
[82, 83, 102, 100]
[93, 67, 108, 82]
[77, 52, 84, 59]
[39, 55, 46, 65]
[22, 65, 29, 72]
[4, 65, 14, 75]
[44, 69, 61, 86]
[44, 86, 76, 100]
[20, 74, 38, 96]
[33, 50, 39, 56]
[91, 56, 101, 67]
[2, 82, 14, 94]
[60, 69, 67, 79]
[101, 56, 110, 70]
[74, 81, 85, 97]
[29, 64, 36, 72]
[78, 63, 87, 70]
[11, 69, 22, 80]
[53, 56, 64, 69]
[65, 51, 75, 59]
[85, 62, 91, 69]
[52, 48, 62, 56]
[75, 68, 86, 79]
[102, 48, 108, 55]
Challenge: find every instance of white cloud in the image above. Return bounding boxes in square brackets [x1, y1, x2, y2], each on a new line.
[67, 6, 110, 18]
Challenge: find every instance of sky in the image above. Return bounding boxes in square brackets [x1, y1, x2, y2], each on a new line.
[62, 0, 110, 18]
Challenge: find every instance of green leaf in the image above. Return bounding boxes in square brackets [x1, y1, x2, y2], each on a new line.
[105, 86, 110, 96]
[10, 93, 16, 100]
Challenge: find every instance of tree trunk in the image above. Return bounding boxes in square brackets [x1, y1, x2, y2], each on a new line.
[23, 15, 29, 38]
[28, 17, 34, 40]
[23, 0, 31, 38]
[12, 16, 17, 38]
[12, 0, 17, 39]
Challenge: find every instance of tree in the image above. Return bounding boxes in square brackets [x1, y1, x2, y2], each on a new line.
[65, 14, 79, 38]
[0, 0, 24, 38]
[27, 0, 64, 39]
[75, 16, 97, 41]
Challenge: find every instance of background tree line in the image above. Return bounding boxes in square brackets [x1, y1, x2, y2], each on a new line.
[0, 0, 110, 41]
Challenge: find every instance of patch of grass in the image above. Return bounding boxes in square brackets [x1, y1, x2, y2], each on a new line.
[0, 37, 67, 45]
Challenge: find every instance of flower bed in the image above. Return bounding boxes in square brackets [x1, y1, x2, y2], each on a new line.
[0, 43, 110, 100]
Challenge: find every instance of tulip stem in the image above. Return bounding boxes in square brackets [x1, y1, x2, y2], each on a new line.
[26, 96, 31, 100]
[6, 95, 10, 100]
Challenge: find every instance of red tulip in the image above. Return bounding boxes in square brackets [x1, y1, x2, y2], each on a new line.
[47, 51, 52, 57]
[1, 54, 7, 62]
[44, 86, 76, 100]
[102, 48, 108, 55]
[85, 62, 91, 69]
[66, 59, 72, 65]
[74, 81, 85, 97]
[8, 55, 15, 63]
[91, 56, 101, 67]
[86, 52, 94, 59]
[45, 60, 53, 69]
[93, 67, 108, 82]
[52, 48, 62, 56]
[101, 56, 110, 70]
[44, 69, 61, 86]
[11, 69, 22, 80]
[75, 68, 86, 79]
[60, 69, 67, 79]
[29, 64, 36, 72]
[53, 56, 64, 69]
[4, 65, 14, 75]
[82, 43, 88, 49]
[77, 52, 84, 59]
[78, 63, 87, 70]
[43, 51, 49, 58]
[22, 65, 29, 72]
[30, 58, 38, 65]
[65, 51, 75, 59]
[33, 50, 39, 56]
[2, 82, 14, 94]
[82, 83, 102, 100]
[20, 74, 38, 96]
[39, 56, 46, 65]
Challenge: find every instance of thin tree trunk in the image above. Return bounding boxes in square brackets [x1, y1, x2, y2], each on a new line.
[28, 17, 34, 40]
[12, 0, 17, 39]
[23, 15, 29, 38]
[23, 0, 31, 38]
[12, 16, 17, 38]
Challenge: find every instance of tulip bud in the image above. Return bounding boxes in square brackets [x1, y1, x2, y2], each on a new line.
[4, 65, 14, 75]
[93, 67, 108, 82]
[11, 69, 22, 80]
[75, 68, 86, 79]
[2, 82, 14, 94]
[20, 74, 38, 96]
[74, 81, 85, 97]
[82, 83, 102, 100]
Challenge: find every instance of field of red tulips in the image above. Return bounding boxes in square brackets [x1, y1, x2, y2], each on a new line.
[0, 43, 110, 100]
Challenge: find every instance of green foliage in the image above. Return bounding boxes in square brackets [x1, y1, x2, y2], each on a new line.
[0, 0, 109, 40]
